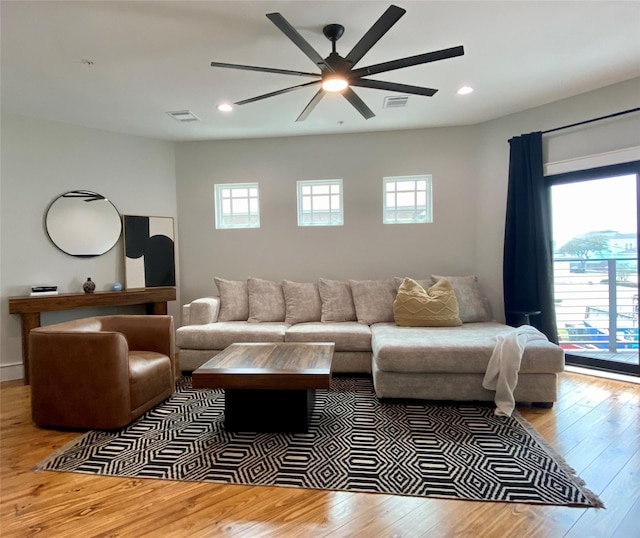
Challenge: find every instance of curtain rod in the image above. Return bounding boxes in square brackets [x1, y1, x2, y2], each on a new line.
[542, 106, 640, 135]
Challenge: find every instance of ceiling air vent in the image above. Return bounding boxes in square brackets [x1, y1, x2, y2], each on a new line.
[383, 95, 409, 109]
[167, 110, 200, 122]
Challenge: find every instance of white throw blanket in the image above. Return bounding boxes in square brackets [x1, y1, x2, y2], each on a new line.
[482, 325, 549, 417]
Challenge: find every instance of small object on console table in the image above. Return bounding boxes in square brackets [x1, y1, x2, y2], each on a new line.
[83, 277, 96, 293]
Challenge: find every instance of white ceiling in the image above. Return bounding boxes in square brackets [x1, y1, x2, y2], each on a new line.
[2, 1, 639, 142]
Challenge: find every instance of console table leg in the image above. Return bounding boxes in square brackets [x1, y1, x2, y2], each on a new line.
[20, 312, 40, 385]
[146, 301, 168, 315]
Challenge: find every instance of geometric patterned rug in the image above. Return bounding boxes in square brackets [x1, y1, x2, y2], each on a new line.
[35, 376, 603, 508]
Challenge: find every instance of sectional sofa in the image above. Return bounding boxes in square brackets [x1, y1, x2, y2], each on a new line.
[176, 276, 565, 406]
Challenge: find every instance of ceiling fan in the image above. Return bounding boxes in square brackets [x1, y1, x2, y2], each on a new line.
[211, 4, 464, 121]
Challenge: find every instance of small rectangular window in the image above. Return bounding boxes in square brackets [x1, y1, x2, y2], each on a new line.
[214, 183, 260, 229]
[297, 179, 343, 226]
[383, 175, 432, 224]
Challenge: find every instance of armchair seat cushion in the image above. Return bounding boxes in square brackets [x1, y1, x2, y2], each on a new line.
[128, 351, 174, 414]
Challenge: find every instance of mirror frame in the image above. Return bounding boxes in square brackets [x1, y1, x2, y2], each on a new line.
[45, 190, 122, 257]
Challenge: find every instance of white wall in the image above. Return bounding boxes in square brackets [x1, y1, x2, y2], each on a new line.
[175, 126, 480, 306]
[0, 115, 178, 381]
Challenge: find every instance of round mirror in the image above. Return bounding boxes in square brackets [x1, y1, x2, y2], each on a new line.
[45, 190, 122, 257]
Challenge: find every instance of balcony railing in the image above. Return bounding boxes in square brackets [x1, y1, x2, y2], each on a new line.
[553, 257, 638, 355]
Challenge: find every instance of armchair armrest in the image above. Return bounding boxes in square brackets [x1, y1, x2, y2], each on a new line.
[29, 330, 132, 428]
[182, 297, 220, 326]
[101, 315, 174, 355]
[101, 315, 175, 375]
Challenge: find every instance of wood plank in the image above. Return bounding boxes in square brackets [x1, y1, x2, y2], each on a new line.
[8, 286, 176, 313]
[1, 370, 639, 537]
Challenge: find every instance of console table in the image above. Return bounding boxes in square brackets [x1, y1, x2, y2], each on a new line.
[9, 287, 176, 384]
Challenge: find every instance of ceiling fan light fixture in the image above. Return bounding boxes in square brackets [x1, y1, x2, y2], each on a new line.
[322, 76, 349, 92]
[457, 85, 474, 95]
[217, 103, 233, 112]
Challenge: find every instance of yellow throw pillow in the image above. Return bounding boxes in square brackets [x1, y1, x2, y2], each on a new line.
[393, 278, 462, 327]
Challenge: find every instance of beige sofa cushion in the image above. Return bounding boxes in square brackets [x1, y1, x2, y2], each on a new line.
[431, 275, 491, 322]
[349, 279, 398, 325]
[318, 279, 357, 322]
[285, 321, 371, 352]
[176, 321, 287, 350]
[283, 281, 322, 324]
[214, 278, 248, 321]
[247, 278, 286, 322]
[371, 322, 565, 374]
[394, 278, 462, 327]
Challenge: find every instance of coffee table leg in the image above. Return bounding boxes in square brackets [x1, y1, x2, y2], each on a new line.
[224, 389, 316, 433]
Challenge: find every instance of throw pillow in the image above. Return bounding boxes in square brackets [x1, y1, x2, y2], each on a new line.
[394, 277, 462, 327]
[282, 281, 322, 324]
[349, 279, 398, 325]
[318, 279, 357, 322]
[247, 277, 286, 323]
[431, 274, 491, 322]
[214, 277, 249, 321]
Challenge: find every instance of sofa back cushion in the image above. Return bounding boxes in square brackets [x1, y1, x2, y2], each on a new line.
[247, 278, 286, 322]
[318, 279, 357, 322]
[283, 281, 322, 324]
[394, 278, 462, 327]
[349, 279, 398, 325]
[214, 278, 249, 321]
[431, 275, 491, 322]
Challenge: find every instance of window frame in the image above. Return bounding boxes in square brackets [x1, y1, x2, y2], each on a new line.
[214, 182, 260, 230]
[383, 175, 433, 224]
[296, 179, 344, 227]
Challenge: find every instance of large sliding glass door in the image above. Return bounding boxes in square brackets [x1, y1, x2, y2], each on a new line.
[550, 162, 639, 376]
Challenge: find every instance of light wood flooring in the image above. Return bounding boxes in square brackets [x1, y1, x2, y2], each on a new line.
[1, 371, 639, 538]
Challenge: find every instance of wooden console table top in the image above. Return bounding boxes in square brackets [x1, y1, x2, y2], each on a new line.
[9, 286, 176, 314]
[9, 287, 176, 384]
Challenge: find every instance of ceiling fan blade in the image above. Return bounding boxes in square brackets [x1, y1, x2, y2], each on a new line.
[296, 89, 326, 122]
[350, 79, 438, 97]
[266, 12, 333, 72]
[235, 80, 320, 106]
[343, 88, 375, 120]
[350, 45, 465, 78]
[345, 5, 406, 68]
[210, 61, 320, 78]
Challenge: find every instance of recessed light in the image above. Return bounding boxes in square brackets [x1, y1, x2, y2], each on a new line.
[457, 86, 474, 95]
[217, 103, 233, 112]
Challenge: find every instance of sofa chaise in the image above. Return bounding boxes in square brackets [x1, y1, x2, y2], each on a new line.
[176, 276, 564, 406]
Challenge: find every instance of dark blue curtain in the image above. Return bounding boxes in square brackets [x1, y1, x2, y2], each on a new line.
[503, 132, 558, 342]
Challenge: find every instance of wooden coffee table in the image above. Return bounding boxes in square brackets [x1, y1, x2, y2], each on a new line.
[192, 342, 334, 433]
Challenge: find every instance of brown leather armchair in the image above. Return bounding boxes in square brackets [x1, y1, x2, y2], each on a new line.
[29, 315, 175, 430]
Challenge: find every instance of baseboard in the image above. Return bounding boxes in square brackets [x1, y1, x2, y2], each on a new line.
[0, 362, 24, 383]
[565, 365, 640, 385]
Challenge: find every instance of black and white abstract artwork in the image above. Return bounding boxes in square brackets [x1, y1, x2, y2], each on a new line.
[123, 215, 175, 289]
